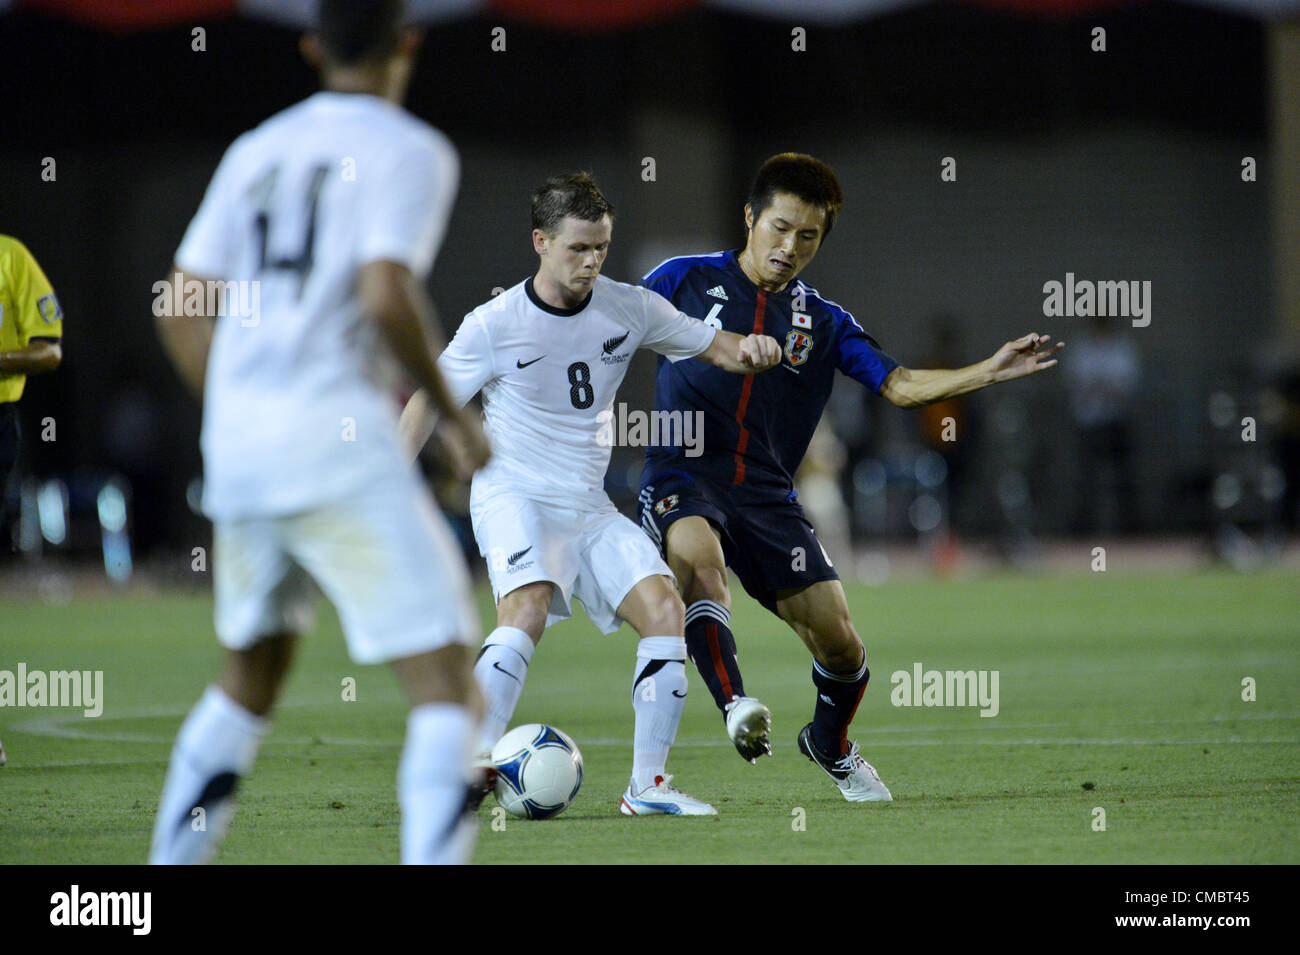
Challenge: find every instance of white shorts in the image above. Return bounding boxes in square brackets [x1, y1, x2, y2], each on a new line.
[214, 473, 480, 664]
[470, 488, 672, 635]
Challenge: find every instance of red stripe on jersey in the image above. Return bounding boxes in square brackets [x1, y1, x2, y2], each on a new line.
[706, 623, 734, 703]
[732, 289, 766, 485]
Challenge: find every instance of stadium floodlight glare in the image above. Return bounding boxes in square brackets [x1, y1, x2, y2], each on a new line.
[37, 478, 69, 547]
[97, 479, 133, 583]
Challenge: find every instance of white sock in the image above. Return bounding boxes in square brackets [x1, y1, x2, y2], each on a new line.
[473, 626, 536, 754]
[149, 685, 266, 865]
[398, 703, 477, 865]
[630, 636, 689, 793]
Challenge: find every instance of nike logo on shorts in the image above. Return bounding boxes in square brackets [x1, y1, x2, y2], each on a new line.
[516, 356, 545, 368]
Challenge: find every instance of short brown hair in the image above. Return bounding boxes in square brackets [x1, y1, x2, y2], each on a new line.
[531, 172, 614, 236]
[747, 153, 843, 241]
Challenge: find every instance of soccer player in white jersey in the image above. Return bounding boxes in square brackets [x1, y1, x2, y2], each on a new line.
[149, 0, 489, 864]
[401, 173, 782, 815]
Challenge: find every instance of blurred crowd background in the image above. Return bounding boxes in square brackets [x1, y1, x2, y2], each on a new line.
[2, 0, 1298, 586]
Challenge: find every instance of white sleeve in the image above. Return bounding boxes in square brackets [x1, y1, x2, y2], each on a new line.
[437, 313, 496, 408]
[357, 131, 459, 276]
[637, 285, 716, 362]
[175, 138, 247, 278]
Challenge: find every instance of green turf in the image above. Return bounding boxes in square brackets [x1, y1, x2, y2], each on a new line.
[2, 569, 1297, 864]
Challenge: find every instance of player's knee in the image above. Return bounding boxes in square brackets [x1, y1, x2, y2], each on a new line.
[643, 591, 686, 637]
[816, 620, 864, 674]
[511, 605, 548, 641]
[221, 634, 295, 716]
[497, 584, 551, 640]
[683, 561, 729, 606]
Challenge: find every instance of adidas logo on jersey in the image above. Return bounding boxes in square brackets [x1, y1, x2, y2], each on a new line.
[706, 286, 729, 300]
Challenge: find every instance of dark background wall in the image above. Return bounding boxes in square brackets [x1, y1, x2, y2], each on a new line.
[0, 2, 1275, 553]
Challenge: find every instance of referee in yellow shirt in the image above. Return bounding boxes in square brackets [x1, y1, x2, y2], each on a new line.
[0, 234, 63, 536]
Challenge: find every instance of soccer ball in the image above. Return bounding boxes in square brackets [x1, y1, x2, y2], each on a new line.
[491, 724, 583, 819]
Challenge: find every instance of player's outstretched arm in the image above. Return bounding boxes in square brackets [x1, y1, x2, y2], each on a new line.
[360, 260, 490, 478]
[153, 266, 215, 399]
[879, 333, 1063, 409]
[698, 330, 783, 374]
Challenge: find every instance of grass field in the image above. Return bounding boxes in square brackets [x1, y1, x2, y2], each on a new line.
[2, 569, 1297, 864]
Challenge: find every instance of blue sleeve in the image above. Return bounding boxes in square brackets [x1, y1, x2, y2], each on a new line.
[639, 260, 685, 303]
[833, 307, 899, 394]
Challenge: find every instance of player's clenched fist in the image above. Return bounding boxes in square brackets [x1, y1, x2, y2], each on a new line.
[738, 333, 783, 371]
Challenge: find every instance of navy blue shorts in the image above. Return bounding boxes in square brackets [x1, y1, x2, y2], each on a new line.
[638, 468, 838, 613]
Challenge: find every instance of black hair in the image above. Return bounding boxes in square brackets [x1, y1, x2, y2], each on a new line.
[747, 153, 843, 241]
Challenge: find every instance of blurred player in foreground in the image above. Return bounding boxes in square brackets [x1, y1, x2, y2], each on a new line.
[401, 173, 782, 815]
[150, 0, 488, 864]
[638, 153, 1062, 801]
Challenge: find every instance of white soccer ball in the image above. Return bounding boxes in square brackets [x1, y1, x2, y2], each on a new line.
[491, 723, 583, 819]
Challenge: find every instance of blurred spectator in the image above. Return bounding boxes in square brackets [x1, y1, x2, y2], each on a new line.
[100, 378, 167, 555]
[794, 418, 852, 570]
[1065, 315, 1140, 534]
[1273, 364, 1300, 533]
[916, 315, 979, 539]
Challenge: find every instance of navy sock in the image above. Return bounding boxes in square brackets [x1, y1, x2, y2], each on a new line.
[684, 600, 744, 712]
[810, 653, 870, 757]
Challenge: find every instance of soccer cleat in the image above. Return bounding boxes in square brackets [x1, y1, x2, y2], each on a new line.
[467, 753, 497, 812]
[619, 775, 718, 816]
[724, 696, 773, 763]
[797, 723, 892, 803]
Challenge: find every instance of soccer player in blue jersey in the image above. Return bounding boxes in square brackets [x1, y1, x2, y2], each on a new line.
[638, 153, 1063, 801]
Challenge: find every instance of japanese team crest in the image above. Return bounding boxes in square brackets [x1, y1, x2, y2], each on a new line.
[654, 495, 679, 516]
[785, 329, 814, 366]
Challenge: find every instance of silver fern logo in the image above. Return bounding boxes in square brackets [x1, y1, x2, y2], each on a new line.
[601, 331, 631, 364]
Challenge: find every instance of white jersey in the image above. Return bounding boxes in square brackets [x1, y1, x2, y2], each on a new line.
[174, 91, 459, 520]
[439, 275, 715, 504]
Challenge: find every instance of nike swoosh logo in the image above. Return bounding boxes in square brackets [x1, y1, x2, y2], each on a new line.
[492, 661, 521, 685]
[672, 689, 687, 698]
[516, 356, 545, 368]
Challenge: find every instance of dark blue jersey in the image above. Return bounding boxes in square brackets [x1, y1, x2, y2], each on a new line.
[639, 249, 898, 490]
